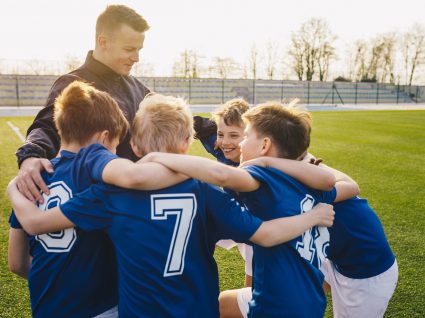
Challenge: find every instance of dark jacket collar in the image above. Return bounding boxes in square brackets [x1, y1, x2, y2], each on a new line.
[83, 50, 122, 81]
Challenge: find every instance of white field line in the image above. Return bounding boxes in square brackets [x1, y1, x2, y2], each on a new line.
[6, 121, 25, 142]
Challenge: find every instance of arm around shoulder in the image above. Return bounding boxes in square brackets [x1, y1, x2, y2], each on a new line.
[143, 152, 260, 192]
[7, 178, 74, 235]
[250, 203, 335, 247]
[102, 158, 189, 190]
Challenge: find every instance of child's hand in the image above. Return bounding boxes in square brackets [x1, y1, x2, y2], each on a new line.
[311, 203, 335, 227]
[302, 153, 323, 166]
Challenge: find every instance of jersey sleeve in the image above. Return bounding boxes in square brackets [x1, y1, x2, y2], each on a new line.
[313, 187, 337, 204]
[241, 165, 268, 183]
[9, 211, 22, 229]
[204, 183, 262, 243]
[60, 184, 113, 231]
[81, 144, 119, 182]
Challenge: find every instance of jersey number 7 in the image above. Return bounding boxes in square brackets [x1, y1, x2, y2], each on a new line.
[151, 194, 197, 277]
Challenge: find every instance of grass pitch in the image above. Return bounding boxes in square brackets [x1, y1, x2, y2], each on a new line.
[0, 110, 424, 317]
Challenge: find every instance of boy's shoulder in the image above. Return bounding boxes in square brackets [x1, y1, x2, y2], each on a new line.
[242, 165, 336, 203]
[242, 165, 299, 186]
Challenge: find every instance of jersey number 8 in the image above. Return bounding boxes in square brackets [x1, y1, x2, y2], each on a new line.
[36, 181, 77, 253]
[296, 194, 330, 269]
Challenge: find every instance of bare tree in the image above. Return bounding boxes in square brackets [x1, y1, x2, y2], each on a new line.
[289, 18, 336, 81]
[248, 44, 259, 79]
[349, 40, 369, 81]
[350, 33, 397, 83]
[317, 40, 336, 81]
[172, 50, 203, 78]
[265, 41, 279, 80]
[378, 33, 397, 83]
[288, 35, 304, 80]
[401, 24, 425, 86]
[210, 57, 239, 79]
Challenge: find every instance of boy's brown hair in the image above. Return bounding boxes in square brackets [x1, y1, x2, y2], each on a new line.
[54, 81, 129, 145]
[131, 94, 193, 157]
[242, 102, 312, 160]
[212, 98, 249, 127]
[96, 4, 150, 37]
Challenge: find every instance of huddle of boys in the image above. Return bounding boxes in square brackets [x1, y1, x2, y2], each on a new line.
[8, 84, 397, 318]
[7, 4, 397, 318]
[9, 81, 335, 317]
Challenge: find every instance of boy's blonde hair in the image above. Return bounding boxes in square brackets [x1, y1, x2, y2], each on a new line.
[212, 98, 249, 127]
[131, 94, 193, 157]
[242, 102, 312, 160]
[54, 81, 129, 145]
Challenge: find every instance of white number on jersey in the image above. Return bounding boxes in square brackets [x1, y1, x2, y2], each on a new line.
[151, 194, 197, 277]
[36, 181, 77, 253]
[295, 194, 330, 268]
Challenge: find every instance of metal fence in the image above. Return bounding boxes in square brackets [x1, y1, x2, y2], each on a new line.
[1, 74, 424, 107]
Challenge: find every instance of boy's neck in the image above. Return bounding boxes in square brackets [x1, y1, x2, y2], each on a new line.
[58, 142, 88, 155]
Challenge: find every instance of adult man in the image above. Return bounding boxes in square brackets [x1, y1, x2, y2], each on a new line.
[16, 4, 150, 203]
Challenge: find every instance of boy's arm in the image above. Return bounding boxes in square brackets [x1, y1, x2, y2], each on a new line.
[318, 163, 359, 202]
[143, 152, 261, 192]
[8, 228, 31, 278]
[102, 158, 188, 190]
[240, 156, 336, 191]
[249, 203, 335, 247]
[7, 178, 74, 235]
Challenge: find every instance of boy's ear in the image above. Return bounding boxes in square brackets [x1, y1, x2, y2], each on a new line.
[130, 140, 143, 158]
[260, 137, 272, 156]
[179, 136, 193, 154]
[99, 130, 110, 145]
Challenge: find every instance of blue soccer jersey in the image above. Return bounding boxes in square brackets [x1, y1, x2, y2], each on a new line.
[9, 144, 118, 318]
[60, 178, 263, 318]
[239, 166, 336, 318]
[327, 196, 395, 279]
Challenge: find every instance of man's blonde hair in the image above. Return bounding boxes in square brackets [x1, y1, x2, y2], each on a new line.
[242, 102, 312, 160]
[96, 4, 149, 38]
[212, 98, 249, 127]
[131, 94, 193, 157]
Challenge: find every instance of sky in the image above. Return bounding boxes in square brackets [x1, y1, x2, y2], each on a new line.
[0, 0, 424, 77]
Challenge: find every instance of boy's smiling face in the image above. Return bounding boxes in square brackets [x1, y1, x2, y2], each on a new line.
[216, 117, 245, 163]
[240, 123, 265, 163]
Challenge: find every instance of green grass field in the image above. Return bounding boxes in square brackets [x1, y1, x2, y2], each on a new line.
[1, 110, 424, 317]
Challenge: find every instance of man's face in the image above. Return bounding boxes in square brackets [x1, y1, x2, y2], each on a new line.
[216, 118, 244, 163]
[102, 24, 145, 76]
[239, 123, 264, 163]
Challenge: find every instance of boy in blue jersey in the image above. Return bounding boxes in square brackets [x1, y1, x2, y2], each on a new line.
[195, 98, 335, 318]
[8, 94, 336, 318]
[195, 99, 254, 293]
[138, 103, 360, 318]
[244, 156, 398, 318]
[8, 82, 186, 318]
